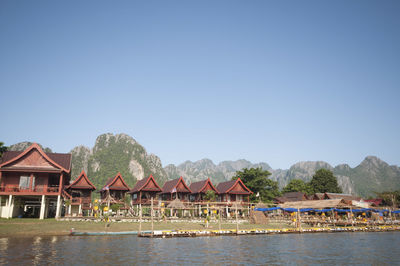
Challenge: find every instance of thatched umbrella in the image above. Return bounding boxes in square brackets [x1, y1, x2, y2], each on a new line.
[167, 198, 185, 209]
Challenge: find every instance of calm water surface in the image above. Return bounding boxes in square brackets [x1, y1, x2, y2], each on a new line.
[1, 232, 400, 265]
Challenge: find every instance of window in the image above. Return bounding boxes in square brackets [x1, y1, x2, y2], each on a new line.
[19, 176, 30, 189]
[189, 195, 195, 202]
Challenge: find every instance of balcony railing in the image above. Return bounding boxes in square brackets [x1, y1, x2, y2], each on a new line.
[71, 198, 92, 205]
[132, 198, 160, 205]
[0, 185, 59, 193]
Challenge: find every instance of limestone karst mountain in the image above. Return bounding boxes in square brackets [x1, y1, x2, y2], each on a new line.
[7, 134, 400, 197]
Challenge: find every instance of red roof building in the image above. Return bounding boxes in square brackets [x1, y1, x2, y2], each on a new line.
[160, 177, 191, 201]
[65, 170, 96, 216]
[216, 178, 252, 203]
[0, 143, 71, 219]
[129, 175, 162, 205]
[189, 178, 219, 202]
[100, 172, 130, 204]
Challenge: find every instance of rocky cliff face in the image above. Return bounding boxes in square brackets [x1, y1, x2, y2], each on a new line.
[164, 159, 272, 184]
[70, 133, 167, 189]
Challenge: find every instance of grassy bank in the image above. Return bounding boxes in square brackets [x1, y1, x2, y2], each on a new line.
[0, 218, 294, 237]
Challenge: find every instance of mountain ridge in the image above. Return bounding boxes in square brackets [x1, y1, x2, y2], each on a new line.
[6, 134, 400, 198]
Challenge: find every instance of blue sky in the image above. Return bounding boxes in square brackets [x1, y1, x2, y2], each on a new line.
[0, 0, 399, 169]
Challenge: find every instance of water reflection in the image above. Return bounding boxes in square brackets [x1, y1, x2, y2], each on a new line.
[1, 232, 400, 265]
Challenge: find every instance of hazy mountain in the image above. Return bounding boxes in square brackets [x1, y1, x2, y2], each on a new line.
[164, 159, 272, 184]
[166, 157, 400, 197]
[9, 142, 53, 153]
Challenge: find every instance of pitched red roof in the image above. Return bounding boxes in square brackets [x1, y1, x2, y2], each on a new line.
[364, 199, 383, 206]
[189, 178, 219, 194]
[161, 177, 191, 194]
[129, 175, 162, 193]
[216, 178, 252, 195]
[101, 172, 130, 191]
[66, 170, 96, 190]
[0, 143, 71, 172]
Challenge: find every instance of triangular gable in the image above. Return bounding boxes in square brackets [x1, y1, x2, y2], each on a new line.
[0, 143, 69, 173]
[141, 175, 162, 191]
[227, 178, 252, 194]
[107, 172, 130, 191]
[200, 178, 219, 194]
[176, 176, 192, 193]
[67, 170, 96, 190]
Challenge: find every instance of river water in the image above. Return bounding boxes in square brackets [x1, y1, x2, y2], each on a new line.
[1, 232, 400, 265]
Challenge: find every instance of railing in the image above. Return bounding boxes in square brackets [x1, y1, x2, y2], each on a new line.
[132, 198, 160, 205]
[0, 185, 59, 193]
[71, 198, 92, 205]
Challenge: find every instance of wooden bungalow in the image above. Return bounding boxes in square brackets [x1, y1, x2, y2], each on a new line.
[129, 175, 162, 205]
[65, 170, 96, 216]
[100, 172, 130, 206]
[160, 177, 191, 201]
[0, 143, 71, 219]
[216, 178, 253, 203]
[189, 178, 219, 202]
[275, 192, 309, 204]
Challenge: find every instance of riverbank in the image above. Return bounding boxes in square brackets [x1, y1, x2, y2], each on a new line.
[0, 218, 293, 237]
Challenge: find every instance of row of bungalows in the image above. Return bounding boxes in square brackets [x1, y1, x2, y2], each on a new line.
[130, 175, 253, 205]
[0, 143, 253, 218]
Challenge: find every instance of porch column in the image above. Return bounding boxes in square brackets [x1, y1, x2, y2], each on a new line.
[7, 195, 14, 219]
[44, 198, 50, 218]
[68, 204, 72, 215]
[55, 195, 61, 219]
[78, 204, 82, 216]
[40, 195, 46, 219]
[59, 173, 64, 195]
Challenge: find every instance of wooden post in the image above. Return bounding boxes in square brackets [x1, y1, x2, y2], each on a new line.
[219, 207, 222, 231]
[297, 208, 300, 232]
[151, 197, 154, 237]
[331, 209, 336, 229]
[235, 204, 239, 235]
[350, 207, 354, 230]
[139, 203, 142, 235]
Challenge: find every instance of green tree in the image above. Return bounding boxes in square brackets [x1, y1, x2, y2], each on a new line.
[282, 179, 313, 195]
[375, 191, 400, 207]
[204, 190, 216, 201]
[309, 169, 342, 193]
[0, 142, 8, 157]
[232, 167, 280, 202]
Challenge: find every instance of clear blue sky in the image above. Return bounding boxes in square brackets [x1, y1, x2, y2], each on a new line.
[1, 0, 399, 169]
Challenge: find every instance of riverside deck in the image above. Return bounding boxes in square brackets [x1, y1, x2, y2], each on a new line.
[135, 225, 400, 238]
